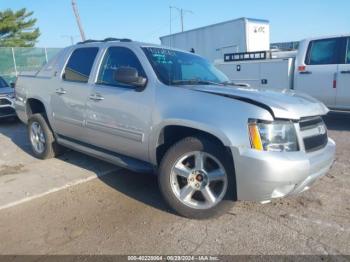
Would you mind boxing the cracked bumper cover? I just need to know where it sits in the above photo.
[231,138,336,202]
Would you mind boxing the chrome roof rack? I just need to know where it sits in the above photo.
[103,37,132,42]
[77,39,100,44]
[77,38,132,45]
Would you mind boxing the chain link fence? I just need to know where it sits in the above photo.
[0,47,61,84]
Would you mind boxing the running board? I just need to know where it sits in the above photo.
[56,135,154,174]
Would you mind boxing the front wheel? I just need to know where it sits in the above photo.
[158,136,236,219]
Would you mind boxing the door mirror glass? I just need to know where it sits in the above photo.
[114,67,147,89]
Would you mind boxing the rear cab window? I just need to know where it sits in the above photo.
[63,47,99,83]
[305,38,341,65]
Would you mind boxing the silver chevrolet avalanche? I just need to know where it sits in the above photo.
[15,39,336,219]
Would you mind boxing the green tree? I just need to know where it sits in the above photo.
[0,8,40,47]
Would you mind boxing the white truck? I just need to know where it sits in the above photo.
[160,17,270,63]
[216,35,350,111]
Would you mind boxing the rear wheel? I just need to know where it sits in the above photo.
[28,113,62,159]
[158,136,236,219]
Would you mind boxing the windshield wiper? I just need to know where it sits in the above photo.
[171,79,223,86]
[221,81,250,87]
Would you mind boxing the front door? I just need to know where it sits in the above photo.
[294,37,342,107]
[336,37,350,109]
[51,47,99,140]
[85,46,153,162]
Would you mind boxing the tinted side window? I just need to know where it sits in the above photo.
[64,48,99,83]
[306,39,339,65]
[97,47,145,87]
[347,38,350,64]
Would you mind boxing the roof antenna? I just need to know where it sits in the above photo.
[71,0,86,41]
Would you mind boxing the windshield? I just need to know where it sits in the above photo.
[142,47,229,86]
[0,77,9,88]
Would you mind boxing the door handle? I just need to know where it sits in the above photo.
[340,70,350,74]
[55,88,66,95]
[89,93,104,101]
[299,71,312,75]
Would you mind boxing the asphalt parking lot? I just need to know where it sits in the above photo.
[0,113,349,255]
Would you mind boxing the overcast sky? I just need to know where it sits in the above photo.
[1,0,349,47]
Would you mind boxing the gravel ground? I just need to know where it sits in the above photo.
[0,113,349,255]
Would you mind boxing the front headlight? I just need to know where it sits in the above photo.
[248,120,299,152]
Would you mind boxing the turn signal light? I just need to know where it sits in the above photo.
[298,66,306,72]
[248,123,263,151]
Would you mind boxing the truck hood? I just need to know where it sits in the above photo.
[0,87,14,95]
[191,85,329,120]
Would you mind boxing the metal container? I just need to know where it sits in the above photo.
[160,17,270,62]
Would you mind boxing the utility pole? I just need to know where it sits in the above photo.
[180,9,184,32]
[71,0,86,41]
[170,6,193,32]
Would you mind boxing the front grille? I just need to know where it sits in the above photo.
[299,117,323,130]
[303,133,328,152]
[0,98,11,106]
[299,116,328,152]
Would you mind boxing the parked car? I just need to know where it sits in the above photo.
[0,76,16,119]
[15,39,336,219]
[216,34,350,111]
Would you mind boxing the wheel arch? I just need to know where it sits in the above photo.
[25,97,56,131]
[151,122,233,167]
[26,97,47,117]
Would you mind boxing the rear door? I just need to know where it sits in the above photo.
[336,37,350,109]
[294,37,343,107]
[51,47,99,140]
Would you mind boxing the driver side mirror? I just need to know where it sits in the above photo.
[113,67,147,91]
[10,82,15,88]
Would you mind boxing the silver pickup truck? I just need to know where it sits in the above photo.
[15,38,336,219]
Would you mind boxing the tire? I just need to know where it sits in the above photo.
[158,136,236,219]
[28,113,62,159]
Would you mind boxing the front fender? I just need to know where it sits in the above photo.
[148,84,274,166]
[149,119,233,165]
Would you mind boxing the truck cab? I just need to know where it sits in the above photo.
[294,35,350,110]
